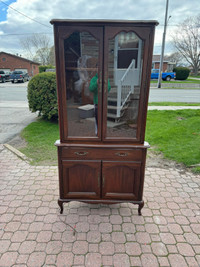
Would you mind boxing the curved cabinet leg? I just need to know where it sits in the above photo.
[58,199,64,214]
[138,201,144,216]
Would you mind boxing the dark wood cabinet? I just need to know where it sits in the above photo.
[51,19,158,215]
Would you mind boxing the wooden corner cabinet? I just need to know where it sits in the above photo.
[50,19,158,215]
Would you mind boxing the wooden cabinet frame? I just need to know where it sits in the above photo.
[51,19,158,215]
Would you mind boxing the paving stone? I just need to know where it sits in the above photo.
[36,231,52,242]
[0,251,18,266]
[0,240,10,253]
[168,254,187,267]
[19,241,36,254]
[73,241,88,255]
[99,242,114,255]
[56,252,73,266]
[1,147,200,266]
[27,252,46,267]
[99,222,112,233]
[125,242,141,256]
[115,243,126,253]
[160,232,176,244]
[110,215,122,224]
[111,232,126,243]
[11,231,28,242]
[122,223,136,233]
[141,254,159,267]
[102,255,113,265]
[113,254,130,267]
[135,232,151,244]
[85,253,101,267]
[177,243,195,257]
[151,242,168,256]
[46,241,62,254]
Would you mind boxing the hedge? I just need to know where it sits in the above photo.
[39,65,55,73]
[173,67,190,80]
[28,72,58,121]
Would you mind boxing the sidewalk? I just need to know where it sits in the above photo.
[0,144,200,266]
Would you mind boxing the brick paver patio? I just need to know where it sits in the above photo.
[0,144,200,266]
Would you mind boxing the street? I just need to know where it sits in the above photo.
[0,82,37,144]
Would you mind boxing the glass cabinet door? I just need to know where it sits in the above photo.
[62,28,103,139]
[103,28,145,141]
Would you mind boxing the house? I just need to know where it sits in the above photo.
[152,55,175,72]
[0,51,40,76]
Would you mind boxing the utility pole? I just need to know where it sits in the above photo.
[157,0,170,88]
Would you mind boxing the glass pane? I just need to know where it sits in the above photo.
[106,31,143,139]
[64,31,100,137]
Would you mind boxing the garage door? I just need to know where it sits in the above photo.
[0,68,10,73]
[14,68,28,73]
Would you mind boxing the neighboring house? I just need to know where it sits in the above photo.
[152,55,175,72]
[0,51,40,76]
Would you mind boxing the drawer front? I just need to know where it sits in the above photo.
[60,147,143,161]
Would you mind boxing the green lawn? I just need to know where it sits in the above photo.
[148,102,200,106]
[151,78,200,84]
[20,119,59,165]
[20,110,200,173]
[146,109,200,173]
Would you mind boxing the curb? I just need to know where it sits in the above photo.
[4,144,30,162]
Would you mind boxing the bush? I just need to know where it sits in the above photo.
[39,65,55,73]
[173,67,190,80]
[28,72,58,121]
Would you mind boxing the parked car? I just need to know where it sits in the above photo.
[151,69,176,81]
[0,70,10,83]
[10,71,29,83]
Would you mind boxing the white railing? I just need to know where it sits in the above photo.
[116,59,135,118]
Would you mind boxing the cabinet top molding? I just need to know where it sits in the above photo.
[50,19,159,26]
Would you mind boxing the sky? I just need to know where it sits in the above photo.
[0,0,199,58]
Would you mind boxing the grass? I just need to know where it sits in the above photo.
[148,102,200,106]
[146,109,200,173]
[20,119,59,165]
[151,78,200,84]
[19,110,200,173]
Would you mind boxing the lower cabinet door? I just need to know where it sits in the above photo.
[61,160,101,199]
[102,161,141,200]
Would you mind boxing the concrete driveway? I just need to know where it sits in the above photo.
[0,82,37,144]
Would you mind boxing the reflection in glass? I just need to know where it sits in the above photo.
[106,31,143,138]
[64,31,99,137]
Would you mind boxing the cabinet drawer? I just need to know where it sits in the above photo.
[60,147,143,161]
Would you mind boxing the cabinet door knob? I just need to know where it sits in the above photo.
[115,152,128,157]
[74,151,88,156]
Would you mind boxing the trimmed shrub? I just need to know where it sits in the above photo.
[28,72,58,121]
[173,67,190,80]
[39,65,55,73]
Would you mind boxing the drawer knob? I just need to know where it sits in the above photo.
[74,151,88,156]
[115,152,128,157]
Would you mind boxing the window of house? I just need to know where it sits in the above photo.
[2,58,6,62]
[117,32,142,69]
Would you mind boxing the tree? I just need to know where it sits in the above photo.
[20,33,52,65]
[165,52,183,67]
[172,14,200,75]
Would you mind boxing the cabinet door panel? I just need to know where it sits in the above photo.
[61,160,101,199]
[59,27,103,141]
[102,161,141,200]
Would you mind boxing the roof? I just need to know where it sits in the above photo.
[50,19,159,26]
[0,51,40,65]
[152,55,169,63]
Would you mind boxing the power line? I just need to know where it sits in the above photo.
[0,32,52,36]
[0,0,51,29]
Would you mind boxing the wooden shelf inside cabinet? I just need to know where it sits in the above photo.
[51,19,158,215]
